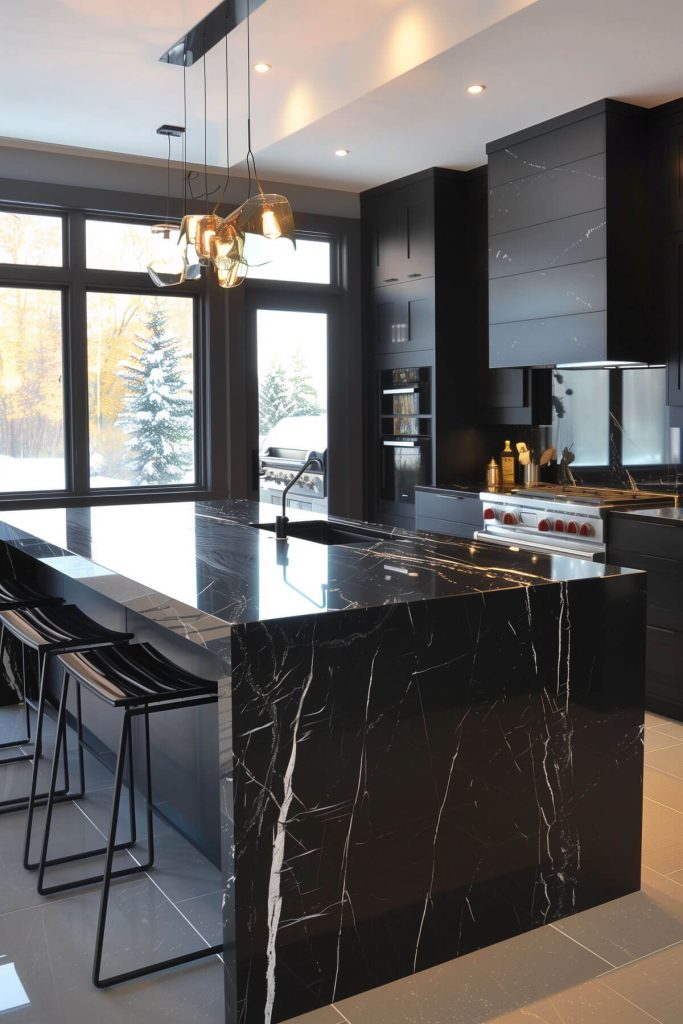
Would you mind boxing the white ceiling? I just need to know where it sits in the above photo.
[2,0,683,193]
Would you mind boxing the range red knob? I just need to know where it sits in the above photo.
[484,507,496,521]
[538,519,550,532]
[579,523,594,537]
[555,519,564,532]
[502,511,518,525]
[566,521,578,534]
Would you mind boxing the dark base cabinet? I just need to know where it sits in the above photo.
[608,513,683,721]
[415,487,483,539]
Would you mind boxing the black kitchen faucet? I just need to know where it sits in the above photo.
[275,453,325,539]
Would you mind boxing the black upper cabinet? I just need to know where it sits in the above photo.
[487,100,656,369]
[651,99,683,422]
[464,166,551,426]
[370,179,435,287]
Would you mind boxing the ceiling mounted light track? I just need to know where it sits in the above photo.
[159,0,268,67]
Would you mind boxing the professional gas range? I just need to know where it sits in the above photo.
[475,483,676,560]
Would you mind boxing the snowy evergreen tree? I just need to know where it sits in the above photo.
[258,355,322,436]
[116,303,194,485]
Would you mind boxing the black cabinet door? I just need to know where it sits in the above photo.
[372,192,404,287]
[666,233,683,408]
[373,279,435,356]
[371,182,435,287]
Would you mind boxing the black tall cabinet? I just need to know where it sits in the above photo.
[362,169,466,527]
[361,167,550,527]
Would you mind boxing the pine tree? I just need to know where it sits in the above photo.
[258,356,322,436]
[116,303,194,485]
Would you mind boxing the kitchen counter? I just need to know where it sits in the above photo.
[0,501,646,1024]
[611,506,683,526]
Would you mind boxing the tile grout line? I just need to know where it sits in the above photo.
[597,937,683,978]
[643,794,683,817]
[643,765,683,784]
[72,797,223,958]
[595,984,666,1024]
[548,923,617,968]
[643,863,683,888]
[645,739,683,753]
[331,1006,352,1023]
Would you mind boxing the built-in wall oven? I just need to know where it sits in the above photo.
[379,367,432,507]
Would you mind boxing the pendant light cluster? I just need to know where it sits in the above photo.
[148,0,295,291]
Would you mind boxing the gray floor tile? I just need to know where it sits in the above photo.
[642,798,683,876]
[284,1009,345,1024]
[0,880,226,1024]
[463,978,664,1023]
[648,718,683,742]
[600,940,683,1024]
[175,890,223,948]
[645,742,683,779]
[644,731,683,754]
[644,766,683,815]
[552,866,683,967]
[334,927,609,1024]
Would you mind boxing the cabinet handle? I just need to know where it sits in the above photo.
[382,387,419,395]
[383,440,417,448]
[408,273,422,278]
[384,277,399,283]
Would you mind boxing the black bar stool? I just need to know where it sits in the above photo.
[36,642,220,988]
[0,602,131,870]
[0,575,62,766]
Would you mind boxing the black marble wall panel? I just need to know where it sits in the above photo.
[488,114,605,187]
[489,154,606,236]
[489,210,607,280]
[226,572,646,1024]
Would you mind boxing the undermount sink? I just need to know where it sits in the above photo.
[250,520,390,546]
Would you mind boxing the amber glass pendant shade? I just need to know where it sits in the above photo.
[215,258,248,289]
[179,214,202,246]
[235,193,296,267]
[211,217,244,266]
[195,214,223,266]
[147,223,186,287]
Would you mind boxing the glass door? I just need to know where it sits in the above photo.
[250,301,329,511]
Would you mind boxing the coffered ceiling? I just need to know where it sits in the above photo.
[2,0,683,192]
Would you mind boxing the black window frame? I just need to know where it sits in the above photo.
[0,186,361,516]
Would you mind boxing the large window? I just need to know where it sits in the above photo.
[0,207,202,499]
[0,286,65,492]
[87,293,195,488]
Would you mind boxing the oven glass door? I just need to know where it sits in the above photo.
[380,439,431,504]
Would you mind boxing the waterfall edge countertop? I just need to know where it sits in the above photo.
[0,499,637,648]
[0,500,646,1024]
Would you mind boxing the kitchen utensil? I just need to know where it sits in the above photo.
[524,463,540,485]
[539,447,556,465]
[516,442,529,455]
[518,450,531,466]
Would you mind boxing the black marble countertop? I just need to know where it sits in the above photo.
[610,506,683,526]
[0,500,636,638]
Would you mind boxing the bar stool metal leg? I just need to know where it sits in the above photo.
[92,706,221,989]
[0,622,33,764]
[36,679,143,897]
[22,656,85,865]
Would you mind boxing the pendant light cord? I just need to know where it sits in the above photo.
[245,0,262,196]
[183,56,188,217]
[203,42,209,214]
[165,133,171,224]
[220,10,231,211]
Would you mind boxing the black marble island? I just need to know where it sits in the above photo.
[0,500,646,1024]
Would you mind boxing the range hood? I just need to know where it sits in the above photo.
[486,100,660,369]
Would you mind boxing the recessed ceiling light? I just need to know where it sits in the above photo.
[335,148,350,157]
[253,62,271,73]
[466,83,486,95]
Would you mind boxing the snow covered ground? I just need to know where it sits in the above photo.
[0,455,169,493]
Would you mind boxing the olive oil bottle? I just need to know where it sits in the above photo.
[500,439,515,488]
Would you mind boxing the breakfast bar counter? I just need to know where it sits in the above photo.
[0,500,646,1023]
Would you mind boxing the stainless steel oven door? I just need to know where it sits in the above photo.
[473,529,605,562]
